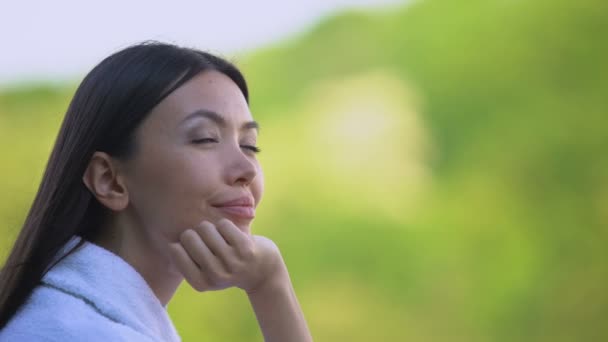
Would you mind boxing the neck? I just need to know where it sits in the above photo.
[93,216,183,306]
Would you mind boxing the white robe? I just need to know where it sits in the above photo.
[0,237,181,341]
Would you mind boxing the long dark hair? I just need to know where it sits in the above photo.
[0,41,249,328]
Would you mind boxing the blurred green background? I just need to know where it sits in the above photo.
[1,0,607,340]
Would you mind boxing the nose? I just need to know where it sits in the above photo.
[224,145,258,187]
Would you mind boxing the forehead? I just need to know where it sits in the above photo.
[148,70,252,128]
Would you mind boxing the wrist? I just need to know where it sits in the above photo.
[245,259,290,296]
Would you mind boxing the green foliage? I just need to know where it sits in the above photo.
[1,0,607,340]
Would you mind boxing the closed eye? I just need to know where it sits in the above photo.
[192,138,218,144]
[241,145,261,153]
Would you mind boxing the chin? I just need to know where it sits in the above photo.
[234,221,252,235]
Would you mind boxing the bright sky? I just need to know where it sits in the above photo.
[0,0,405,86]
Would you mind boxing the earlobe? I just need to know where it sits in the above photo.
[82,151,129,211]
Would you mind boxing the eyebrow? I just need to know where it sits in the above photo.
[180,109,259,132]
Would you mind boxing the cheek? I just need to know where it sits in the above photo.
[126,149,218,236]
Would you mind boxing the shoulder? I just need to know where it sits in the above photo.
[0,285,155,342]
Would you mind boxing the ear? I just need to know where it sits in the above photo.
[82,151,129,211]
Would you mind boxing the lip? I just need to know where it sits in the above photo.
[212,196,254,207]
[211,196,255,220]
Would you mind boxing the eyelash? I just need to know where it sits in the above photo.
[192,138,261,154]
[193,138,217,144]
[243,145,262,153]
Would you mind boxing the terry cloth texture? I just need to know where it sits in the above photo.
[0,237,181,341]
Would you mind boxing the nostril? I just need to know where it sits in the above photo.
[230,165,256,187]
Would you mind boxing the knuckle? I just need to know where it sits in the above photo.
[217,220,236,235]
[215,222,229,234]
[223,258,236,273]
[226,255,247,273]
[206,267,223,281]
[213,271,231,284]
[240,245,255,259]
[233,259,248,274]
[192,276,208,292]
[217,218,233,227]
[197,221,214,234]
[180,229,195,244]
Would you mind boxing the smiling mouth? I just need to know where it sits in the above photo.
[211,195,256,220]
[212,205,255,220]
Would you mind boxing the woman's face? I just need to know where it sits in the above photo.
[119,70,263,241]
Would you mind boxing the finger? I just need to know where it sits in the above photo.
[179,229,221,272]
[194,221,231,260]
[168,242,208,291]
[215,219,254,259]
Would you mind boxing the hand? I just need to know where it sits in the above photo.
[169,219,285,293]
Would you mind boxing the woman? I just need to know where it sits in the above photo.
[0,42,312,341]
